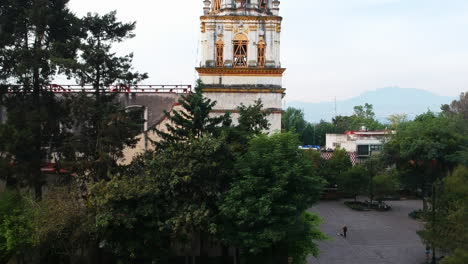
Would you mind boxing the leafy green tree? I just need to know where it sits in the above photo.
[76,11,147,91]
[61,93,143,182]
[387,114,408,130]
[219,132,326,262]
[282,107,306,130]
[91,173,170,262]
[0,0,80,197]
[322,147,352,185]
[156,80,229,147]
[337,166,370,201]
[35,186,94,263]
[0,191,37,263]
[372,173,399,202]
[382,112,468,207]
[313,120,336,147]
[333,103,384,133]
[418,166,468,264]
[61,11,148,182]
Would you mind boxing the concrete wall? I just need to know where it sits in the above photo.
[200,75,282,87]
[326,134,357,152]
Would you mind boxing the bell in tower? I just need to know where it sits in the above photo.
[197,0,285,133]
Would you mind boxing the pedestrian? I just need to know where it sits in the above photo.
[425,246,431,263]
[342,226,348,238]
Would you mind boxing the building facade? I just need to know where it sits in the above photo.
[326,130,395,158]
[196,0,285,133]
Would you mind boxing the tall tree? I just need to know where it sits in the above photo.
[0,0,80,197]
[156,80,229,146]
[418,166,468,264]
[219,132,327,263]
[62,11,148,182]
[337,166,370,201]
[282,107,307,143]
[382,112,468,207]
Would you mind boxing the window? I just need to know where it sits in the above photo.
[233,34,248,68]
[370,145,382,152]
[126,106,147,133]
[257,37,266,67]
[260,0,268,9]
[216,36,224,67]
[357,145,370,156]
[212,0,221,12]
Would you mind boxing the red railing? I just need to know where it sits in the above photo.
[6,84,192,94]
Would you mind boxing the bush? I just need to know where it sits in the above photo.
[0,191,37,262]
[344,201,368,211]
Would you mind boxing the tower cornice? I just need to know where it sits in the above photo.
[200,15,282,21]
[196,67,286,76]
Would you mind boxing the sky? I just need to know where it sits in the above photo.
[68,0,468,103]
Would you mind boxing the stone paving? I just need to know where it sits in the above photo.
[308,200,426,264]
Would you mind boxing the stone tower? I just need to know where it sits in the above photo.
[197,0,285,133]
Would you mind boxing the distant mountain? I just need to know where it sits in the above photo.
[287,87,455,123]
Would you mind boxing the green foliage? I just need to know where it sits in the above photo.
[387,114,408,130]
[149,136,230,238]
[418,166,468,258]
[61,93,143,181]
[337,165,370,201]
[0,191,37,262]
[156,80,230,146]
[442,92,468,120]
[441,248,468,264]
[282,107,307,142]
[286,212,328,263]
[382,112,468,192]
[76,11,148,88]
[333,103,384,133]
[0,0,80,196]
[219,132,326,256]
[322,148,352,185]
[35,186,94,261]
[372,173,399,201]
[91,174,169,261]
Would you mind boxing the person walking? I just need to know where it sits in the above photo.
[342,226,348,238]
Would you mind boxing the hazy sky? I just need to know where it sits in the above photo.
[68,0,468,103]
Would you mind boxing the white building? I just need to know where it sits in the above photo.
[196,0,285,133]
[326,130,395,157]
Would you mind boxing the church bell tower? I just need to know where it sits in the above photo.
[197,0,285,132]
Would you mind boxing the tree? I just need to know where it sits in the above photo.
[0,191,37,263]
[76,11,147,91]
[90,173,170,262]
[156,80,229,147]
[282,107,307,142]
[418,166,468,264]
[219,132,326,262]
[337,165,369,201]
[313,120,336,147]
[387,114,408,130]
[442,92,468,119]
[61,11,148,182]
[382,112,468,207]
[372,173,399,202]
[0,0,80,197]
[322,147,352,185]
[61,93,144,182]
[35,186,94,263]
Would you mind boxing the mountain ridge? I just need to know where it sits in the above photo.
[287,87,456,123]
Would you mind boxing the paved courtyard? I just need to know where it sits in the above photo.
[308,200,426,264]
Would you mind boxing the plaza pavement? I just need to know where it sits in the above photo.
[308,199,426,264]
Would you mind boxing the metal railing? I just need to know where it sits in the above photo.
[6,84,192,94]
